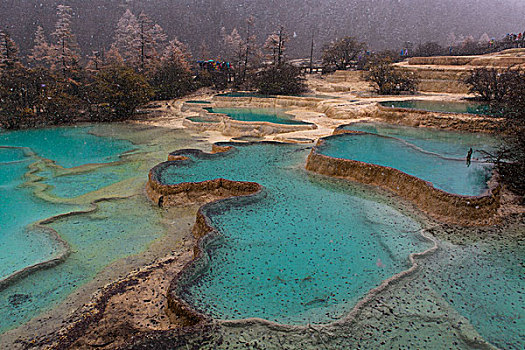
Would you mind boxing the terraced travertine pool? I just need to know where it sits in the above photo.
[204,107,311,125]
[379,100,500,116]
[342,122,500,159]
[0,147,76,281]
[157,142,430,324]
[0,127,135,285]
[187,116,220,123]
[0,120,522,349]
[216,92,337,99]
[0,125,204,333]
[327,123,497,196]
[421,233,524,349]
[153,124,522,348]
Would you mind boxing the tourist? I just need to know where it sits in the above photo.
[466,148,473,167]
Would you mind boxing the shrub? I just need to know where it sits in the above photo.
[91,65,153,121]
[321,36,366,70]
[365,55,419,95]
[470,68,525,200]
[252,63,307,95]
[464,68,514,101]
[195,69,229,91]
[149,61,195,100]
[493,71,525,199]
[0,65,82,129]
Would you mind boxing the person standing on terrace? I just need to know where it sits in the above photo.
[466,148,473,167]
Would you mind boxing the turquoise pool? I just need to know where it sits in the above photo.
[0,127,134,168]
[422,237,524,349]
[42,161,142,198]
[379,100,501,116]
[1,122,521,349]
[157,143,430,324]
[342,122,499,159]
[0,125,183,333]
[155,138,522,348]
[216,92,273,98]
[0,147,76,281]
[320,130,493,196]
[204,107,311,126]
[186,100,212,104]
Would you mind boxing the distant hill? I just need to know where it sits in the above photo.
[1,0,524,60]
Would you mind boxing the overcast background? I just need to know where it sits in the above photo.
[1,0,524,59]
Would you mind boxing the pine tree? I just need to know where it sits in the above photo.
[198,40,211,60]
[51,5,80,74]
[105,44,125,66]
[29,26,52,68]
[114,9,167,71]
[151,38,194,100]
[137,12,167,72]
[161,38,191,71]
[223,27,245,79]
[85,50,103,71]
[242,16,260,81]
[264,27,288,66]
[0,30,20,70]
[114,9,140,66]
[152,24,168,51]
[479,33,491,44]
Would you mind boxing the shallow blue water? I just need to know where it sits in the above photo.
[186,100,212,104]
[0,127,134,168]
[216,92,337,99]
[0,148,78,280]
[0,196,167,332]
[43,161,141,198]
[158,143,429,324]
[0,122,520,349]
[379,100,500,116]
[0,126,155,333]
[343,122,499,159]
[424,240,524,349]
[204,107,311,125]
[318,133,492,196]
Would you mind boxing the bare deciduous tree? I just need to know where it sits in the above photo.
[264,27,288,66]
[321,36,366,70]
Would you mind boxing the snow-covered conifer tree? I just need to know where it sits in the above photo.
[137,12,167,71]
[114,9,167,71]
[105,44,125,66]
[114,9,140,66]
[29,26,52,68]
[51,5,80,74]
[161,38,191,71]
[0,30,20,70]
[223,28,245,79]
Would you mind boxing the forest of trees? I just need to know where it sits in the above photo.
[0,5,312,129]
[0,6,195,129]
[1,0,523,61]
[3,3,521,130]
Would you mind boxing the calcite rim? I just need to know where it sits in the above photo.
[145,142,454,336]
[308,132,501,226]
